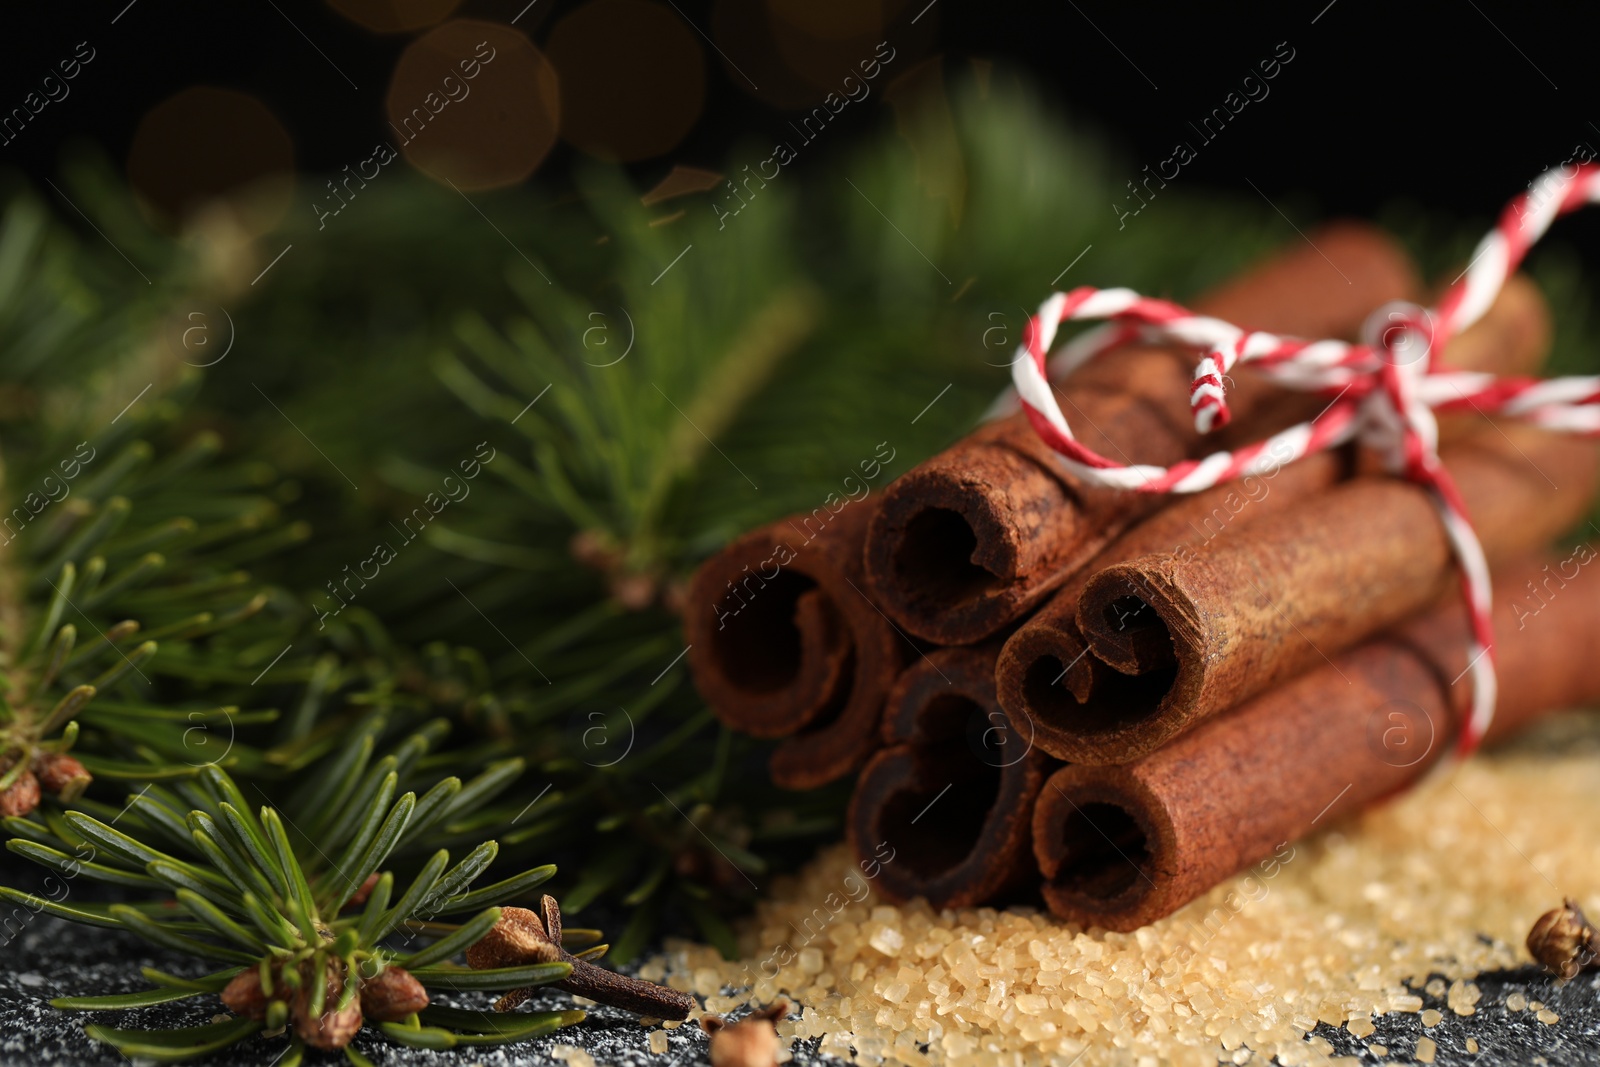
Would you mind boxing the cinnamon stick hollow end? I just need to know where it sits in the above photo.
[848,646,1048,909]
[859,433,1092,647]
[1064,551,1238,764]
[683,502,904,789]
[684,527,848,739]
[1031,765,1179,929]
[995,622,1174,765]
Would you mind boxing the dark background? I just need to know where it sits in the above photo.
[2,0,1598,254]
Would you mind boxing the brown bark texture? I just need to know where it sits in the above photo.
[1033,552,1600,931]
[861,224,1422,645]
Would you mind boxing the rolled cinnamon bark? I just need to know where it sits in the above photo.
[994,451,1349,761]
[1033,551,1600,931]
[862,224,1422,645]
[683,498,906,789]
[995,274,1557,762]
[1064,422,1597,764]
[846,645,1050,909]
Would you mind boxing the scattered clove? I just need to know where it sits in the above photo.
[700,998,790,1067]
[466,894,695,1020]
[0,751,92,817]
[32,752,90,801]
[358,964,429,1022]
[0,769,40,817]
[221,957,426,1049]
[570,529,660,610]
[1528,898,1599,980]
[292,960,362,1051]
[220,968,270,1020]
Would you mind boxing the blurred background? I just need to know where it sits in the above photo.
[2,0,1598,958]
[5,0,1599,233]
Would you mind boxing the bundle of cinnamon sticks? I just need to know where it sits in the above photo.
[686,224,1600,930]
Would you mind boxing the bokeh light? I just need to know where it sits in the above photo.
[386,18,559,191]
[710,0,831,110]
[326,0,462,33]
[126,86,295,236]
[769,0,894,92]
[767,0,885,42]
[547,0,705,163]
[712,0,919,110]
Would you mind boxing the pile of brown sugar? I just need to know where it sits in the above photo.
[644,733,1600,1066]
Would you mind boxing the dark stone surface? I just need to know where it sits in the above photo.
[0,908,731,1067]
[4,908,1600,1065]
[1312,969,1600,1067]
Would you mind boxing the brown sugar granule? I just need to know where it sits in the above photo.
[649,748,1600,1067]
[1447,979,1482,1016]
[549,1046,595,1067]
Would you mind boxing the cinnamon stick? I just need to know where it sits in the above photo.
[1032,551,1600,931]
[994,451,1348,761]
[1063,422,1596,765]
[862,224,1422,645]
[846,645,1050,909]
[995,273,1558,763]
[683,498,906,789]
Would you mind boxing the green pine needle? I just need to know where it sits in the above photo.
[14,764,578,1056]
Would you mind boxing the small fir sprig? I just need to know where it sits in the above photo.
[0,424,309,813]
[2,762,624,1061]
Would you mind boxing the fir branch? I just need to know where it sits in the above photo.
[8,763,678,1058]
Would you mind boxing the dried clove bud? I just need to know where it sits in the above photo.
[1528,898,1599,980]
[223,958,380,1049]
[33,752,91,801]
[569,529,623,572]
[220,968,270,1020]
[466,895,696,1020]
[358,964,429,1022]
[0,770,41,817]
[295,996,362,1049]
[568,530,660,609]
[610,572,658,611]
[292,960,362,1050]
[701,999,790,1067]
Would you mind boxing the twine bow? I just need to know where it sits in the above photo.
[1008,163,1600,760]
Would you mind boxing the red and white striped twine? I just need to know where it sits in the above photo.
[1009,163,1600,761]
